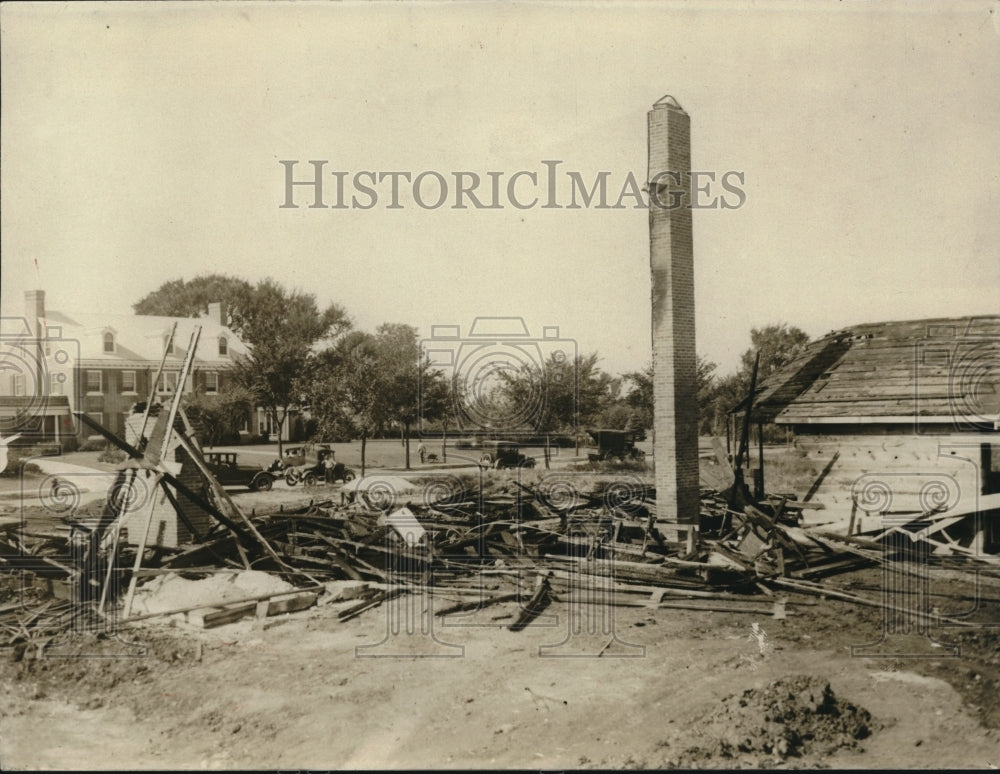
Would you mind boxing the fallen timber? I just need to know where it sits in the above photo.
[3,426,998,648]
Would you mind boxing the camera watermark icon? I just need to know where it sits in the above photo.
[913,317,1000,434]
[0,317,80,443]
[419,317,577,436]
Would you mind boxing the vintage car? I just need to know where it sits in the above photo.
[479,440,536,469]
[283,444,355,486]
[587,429,646,463]
[203,451,277,491]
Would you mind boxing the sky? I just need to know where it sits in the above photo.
[2,0,998,379]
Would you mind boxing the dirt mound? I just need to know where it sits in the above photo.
[671,675,875,767]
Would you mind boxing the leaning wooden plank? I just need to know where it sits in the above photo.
[508,572,553,632]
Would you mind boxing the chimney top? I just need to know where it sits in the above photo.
[653,95,686,113]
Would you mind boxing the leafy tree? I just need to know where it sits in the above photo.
[373,323,446,470]
[133,274,252,319]
[228,279,350,455]
[623,364,653,432]
[697,356,718,435]
[739,323,810,383]
[307,331,383,475]
[184,385,255,447]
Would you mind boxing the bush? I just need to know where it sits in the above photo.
[97,447,127,465]
[0,453,43,478]
[60,436,80,453]
[79,438,108,452]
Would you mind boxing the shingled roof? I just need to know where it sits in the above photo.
[750,315,1000,429]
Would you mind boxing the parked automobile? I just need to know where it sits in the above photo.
[284,446,355,486]
[587,429,646,463]
[203,451,277,491]
[479,440,536,469]
[273,443,332,471]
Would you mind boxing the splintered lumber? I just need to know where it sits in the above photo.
[434,593,520,617]
[337,588,407,622]
[592,598,790,616]
[188,601,258,629]
[266,591,318,616]
[544,554,747,588]
[766,577,976,627]
[508,572,553,632]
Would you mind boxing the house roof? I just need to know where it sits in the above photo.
[42,310,249,368]
[750,315,1000,428]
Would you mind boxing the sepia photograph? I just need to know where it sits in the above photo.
[1,0,998,769]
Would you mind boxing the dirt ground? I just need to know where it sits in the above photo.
[2,445,1000,769]
[1,565,999,770]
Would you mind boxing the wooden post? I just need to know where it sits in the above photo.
[757,421,765,498]
[122,327,201,619]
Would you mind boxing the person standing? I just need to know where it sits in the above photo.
[417,441,427,464]
[323,450,336,484]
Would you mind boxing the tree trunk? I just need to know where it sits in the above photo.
[442,425,447,463]
[270,407,286,456]
[361,434,367,477]
[544,433,551,470]
[404,421,411,470]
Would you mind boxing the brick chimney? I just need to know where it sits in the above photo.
[24,289,46,397]
[648,96,699,550]
[207,301,228,327]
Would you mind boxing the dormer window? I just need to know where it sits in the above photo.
[103,331,115,353]
[218,336,228,357]
[163,335,175,356]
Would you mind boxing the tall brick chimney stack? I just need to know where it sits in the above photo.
[24,290,47,396]
[648,96,699,550]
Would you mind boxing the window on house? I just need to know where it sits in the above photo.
[218,336,228,356]
[50,373,64,396]
[103,332,115,353]
[164,336,174,356]
[12,374,25,396]
[205,371,219,393]
[183,374,193,393]
[86,370,102,393]
[158,371,178,393]
[121,371,136,393]
[87,412,104,430]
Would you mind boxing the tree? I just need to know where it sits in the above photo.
[373,323,442,470]
[697,356,718,435]
[623,364,654,432]
[228,279,350,455]
[739,323,810,383]
[307,331,383,475]
[184,385,255,447]
[133,274,252,318]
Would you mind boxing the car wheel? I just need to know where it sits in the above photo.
[284,470,299,487]
[343,471,356,482]
[480,453,493,466]
[254,474,274,492]
[303,472,317,487]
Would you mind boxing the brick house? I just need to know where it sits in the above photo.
[1,289,257,444]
